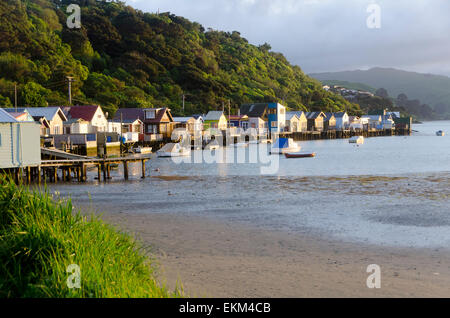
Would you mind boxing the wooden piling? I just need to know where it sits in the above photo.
[26,167,31,184]
[102,163,107,182]
[81,164,86,182]
[38,166,42,185]
[123,161,129,180]
[97,164,101,181]
[141,160,146,179]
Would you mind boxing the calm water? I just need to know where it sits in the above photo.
[49,121,450,249]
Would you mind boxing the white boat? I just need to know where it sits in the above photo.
[135,147,152,154]
[204,140,220,150]
[234,142,249,148]
[349,136,364,144]
[436,130,445,136]
[270,138,301,154]
[157,143,191,157]
[249,140,259,144]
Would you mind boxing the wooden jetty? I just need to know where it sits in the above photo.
[279,128,402,141]
[3,154,151,185]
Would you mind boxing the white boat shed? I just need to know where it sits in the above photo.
[0,108,41,169]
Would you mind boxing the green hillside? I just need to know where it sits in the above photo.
[0,0,359,117]
[311,67,450,118]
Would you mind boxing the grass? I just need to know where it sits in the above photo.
[0,176,181,298]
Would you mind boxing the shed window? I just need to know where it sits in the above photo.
[146,110,156,119]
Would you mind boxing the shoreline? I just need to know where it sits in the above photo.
[93,209,450,297]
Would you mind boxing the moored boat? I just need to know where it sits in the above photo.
[234,142,249,148]
[349,136,364,144]
[436,130,445,136]
[284,152,316,159]
[157,143,191,157]
[204,140,220,150]
[135,147,152,154]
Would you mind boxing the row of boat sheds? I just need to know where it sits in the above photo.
[0,102,412,181]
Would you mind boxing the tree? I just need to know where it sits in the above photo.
[396,93,408,105]
[21,82,50,106]
[0,94,12,107]
[375,88,389,98]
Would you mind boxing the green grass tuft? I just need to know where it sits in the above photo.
[0,176,182,298]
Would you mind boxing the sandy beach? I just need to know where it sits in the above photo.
[97,210,450,298]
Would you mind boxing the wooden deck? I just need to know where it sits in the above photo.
[4,154,151,184]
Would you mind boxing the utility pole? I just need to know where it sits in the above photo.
[228,99,231,128]
[66,76,74,105]
[14,83,17,111]
[120,113,123,156]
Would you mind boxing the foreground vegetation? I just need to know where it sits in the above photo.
[0,0,359,116]
[0,176,178,297]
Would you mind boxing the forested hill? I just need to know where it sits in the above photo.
[0,0,359,117]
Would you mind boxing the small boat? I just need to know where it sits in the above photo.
[270,138,301,154]
[234,142,248,148]
[157,143,191,157]
[349,136,364,144]
[285,152,316,159]
[135,147,152,154]
[436,130,445,136]
[204,140,220,150]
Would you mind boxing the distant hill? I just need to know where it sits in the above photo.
[310,67,450,118]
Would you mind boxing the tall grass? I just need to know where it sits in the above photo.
[0,176,181,298]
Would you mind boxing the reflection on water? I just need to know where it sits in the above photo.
[47,121,450,249]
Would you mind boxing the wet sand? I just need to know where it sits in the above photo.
[98,211,450,298]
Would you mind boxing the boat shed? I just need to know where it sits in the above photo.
[0,108,41,169]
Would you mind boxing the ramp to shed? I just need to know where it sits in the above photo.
[41,148,94,160]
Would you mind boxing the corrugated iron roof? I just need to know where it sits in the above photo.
[0,108,19,123]
[64,105,100,122]
[240,103,268,118]
[26,107,67,121]
[204,111,224,121]
[113,108,146,122]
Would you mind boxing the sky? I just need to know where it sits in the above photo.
[125,0,450,76]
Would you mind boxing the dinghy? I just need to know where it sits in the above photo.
[284,152,316,159]
[135,147,152,154]
[157,143,191,157]
[204,140,220,150]
[349,136,364,144]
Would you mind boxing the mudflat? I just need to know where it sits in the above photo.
[98,211,450,298]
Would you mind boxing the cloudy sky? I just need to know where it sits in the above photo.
[125,0,450,76]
